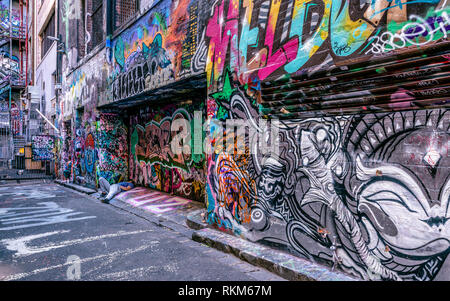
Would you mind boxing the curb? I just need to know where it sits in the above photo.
[186,209,209,230]
[54,179,97,194]
[0,178,53,186]
[188,211,358,281]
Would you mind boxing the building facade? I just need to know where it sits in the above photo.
[53,0,450,280]
[35,0,58,138]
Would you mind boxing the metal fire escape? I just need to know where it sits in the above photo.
[0,0,28,170]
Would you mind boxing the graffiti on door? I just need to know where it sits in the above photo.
[130,103,206,201]
[97,113,129,184]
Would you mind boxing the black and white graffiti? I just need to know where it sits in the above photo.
[207,85,450,281]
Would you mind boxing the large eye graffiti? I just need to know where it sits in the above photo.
[340,110,450,280]
[250,205,270,231]
[357,158,450,257]
[354,162,450,281]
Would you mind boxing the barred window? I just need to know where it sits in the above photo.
[90,0,104,50]
[41,13,55,59]
[114,0,137,32]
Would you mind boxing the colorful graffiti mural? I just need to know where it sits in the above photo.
[129,102,206,201]
[53,0,450,281]
[31,135,55,161]
[207,85,450,281]
[97,113,129,184]
[204,0,450,281]
[59,49,111,187]
[205,0,450,88]
[10,104,22,135]
[0,0,10,43]
[108,0,208,103]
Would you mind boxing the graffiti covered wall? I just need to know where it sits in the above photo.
[0,45,20,90]
[0,0,8,44]
[61,49,110,120]
[59,49,111,187]
[97,112,129,184]
[129,102,206,201]
[0,0,24,42]
[105,0,209,105]
[31,135,55,161]
[204,0,450,281]
[205,0,449,90]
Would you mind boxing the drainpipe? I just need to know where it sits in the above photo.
[105,0,113,64]
[9,0,12,110]
[55,0,63,177]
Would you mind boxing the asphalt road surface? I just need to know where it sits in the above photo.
[0,182,284,281]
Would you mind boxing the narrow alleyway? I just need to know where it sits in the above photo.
[0,182,284,281]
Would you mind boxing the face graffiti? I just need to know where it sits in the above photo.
[207,82,450,280]
[346,112,450,276]
[257,158,286,211]
[204,0,449,280]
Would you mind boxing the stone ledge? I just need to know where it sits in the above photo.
[192,228,359,282]
[186,209,209,230]
[54,179,97,194]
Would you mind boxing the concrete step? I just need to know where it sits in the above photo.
[192,227,358,281]
[187,210,359,281]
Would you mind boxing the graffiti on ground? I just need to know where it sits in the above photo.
[0,202,96,230]
[115,187,192,214]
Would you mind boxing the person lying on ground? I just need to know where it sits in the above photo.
[98,177,135,203]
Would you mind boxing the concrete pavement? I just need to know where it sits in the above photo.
[52,180,358,281]
[0,182,284,281]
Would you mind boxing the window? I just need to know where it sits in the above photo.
[30,103,39,120]
[41,12,55,59]
[90,0,104,50]
[113,0,137,31]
